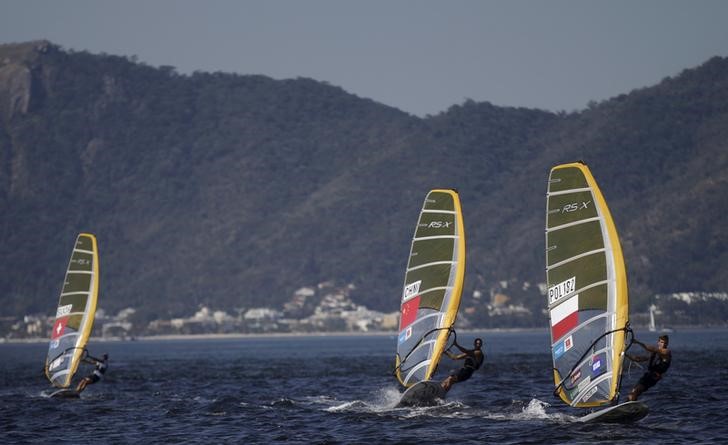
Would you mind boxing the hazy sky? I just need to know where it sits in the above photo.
[2,1,727,116]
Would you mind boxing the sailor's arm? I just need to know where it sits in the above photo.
[626,353,647,362]
[445,351,466,360]
[634,340,656,353]
[636,341,670,358]
[453,342,472,354]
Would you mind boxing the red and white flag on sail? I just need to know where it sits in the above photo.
[51,317,69,340]
[550,295,579,340]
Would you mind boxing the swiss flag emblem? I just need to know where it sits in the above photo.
[51,317,69,340]
[399,295,421,330]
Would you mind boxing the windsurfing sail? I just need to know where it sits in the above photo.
[545,163,629,408]
[45,233,100,388]
[395,189,465,387]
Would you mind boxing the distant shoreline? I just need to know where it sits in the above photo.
[4,325,728,344]
[1,327,553,344]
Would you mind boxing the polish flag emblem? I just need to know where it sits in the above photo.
[550,295,579,341]
[51,317,69,340]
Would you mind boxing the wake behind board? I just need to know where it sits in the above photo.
[47,388,80,399]
[578,401,648,423]
[397,380,446,407]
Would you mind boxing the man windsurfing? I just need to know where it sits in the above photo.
[626,335,671,401]
[76,352,109,393]
[441,338,484,391]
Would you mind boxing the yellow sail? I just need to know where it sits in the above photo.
[395,189,466,387]
[45,233,100,388]
[546,163,628,407]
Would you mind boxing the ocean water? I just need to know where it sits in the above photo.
[1,328,726,444]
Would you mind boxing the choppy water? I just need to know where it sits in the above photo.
[1,328,726,444]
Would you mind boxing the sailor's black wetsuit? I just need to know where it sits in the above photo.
[452,349,484,382]
[87,358,107,383]
[638,351,671,389]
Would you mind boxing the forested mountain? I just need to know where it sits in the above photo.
[1,41,726,324]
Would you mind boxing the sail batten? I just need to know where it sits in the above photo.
[45,233,99,388]
[408,313,441,325]
[406,260,457,272]
[421,210,457,215]
[547,216,602,232]
[414,235,459,241]
[59,291,91,297]
[395,189,465,387]
[548,187,592,196]
[546,163,629,408]
[52,332,80,341]
[404,360,433,382]
[547,248,609,270]
[417,286,452,297]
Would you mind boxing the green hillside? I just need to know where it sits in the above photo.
[1,41,726,325]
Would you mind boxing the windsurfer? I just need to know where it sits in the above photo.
[441,338,484,391]
[76,353,109,393]
[626,335,671,401]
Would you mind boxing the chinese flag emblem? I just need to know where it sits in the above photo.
[51,317,69,340]
[399,296,421,330]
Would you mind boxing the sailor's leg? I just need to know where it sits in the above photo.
[441,376,452,391]
[442,374,459,391]
[628,383,645,401]
[76,377,90,392]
